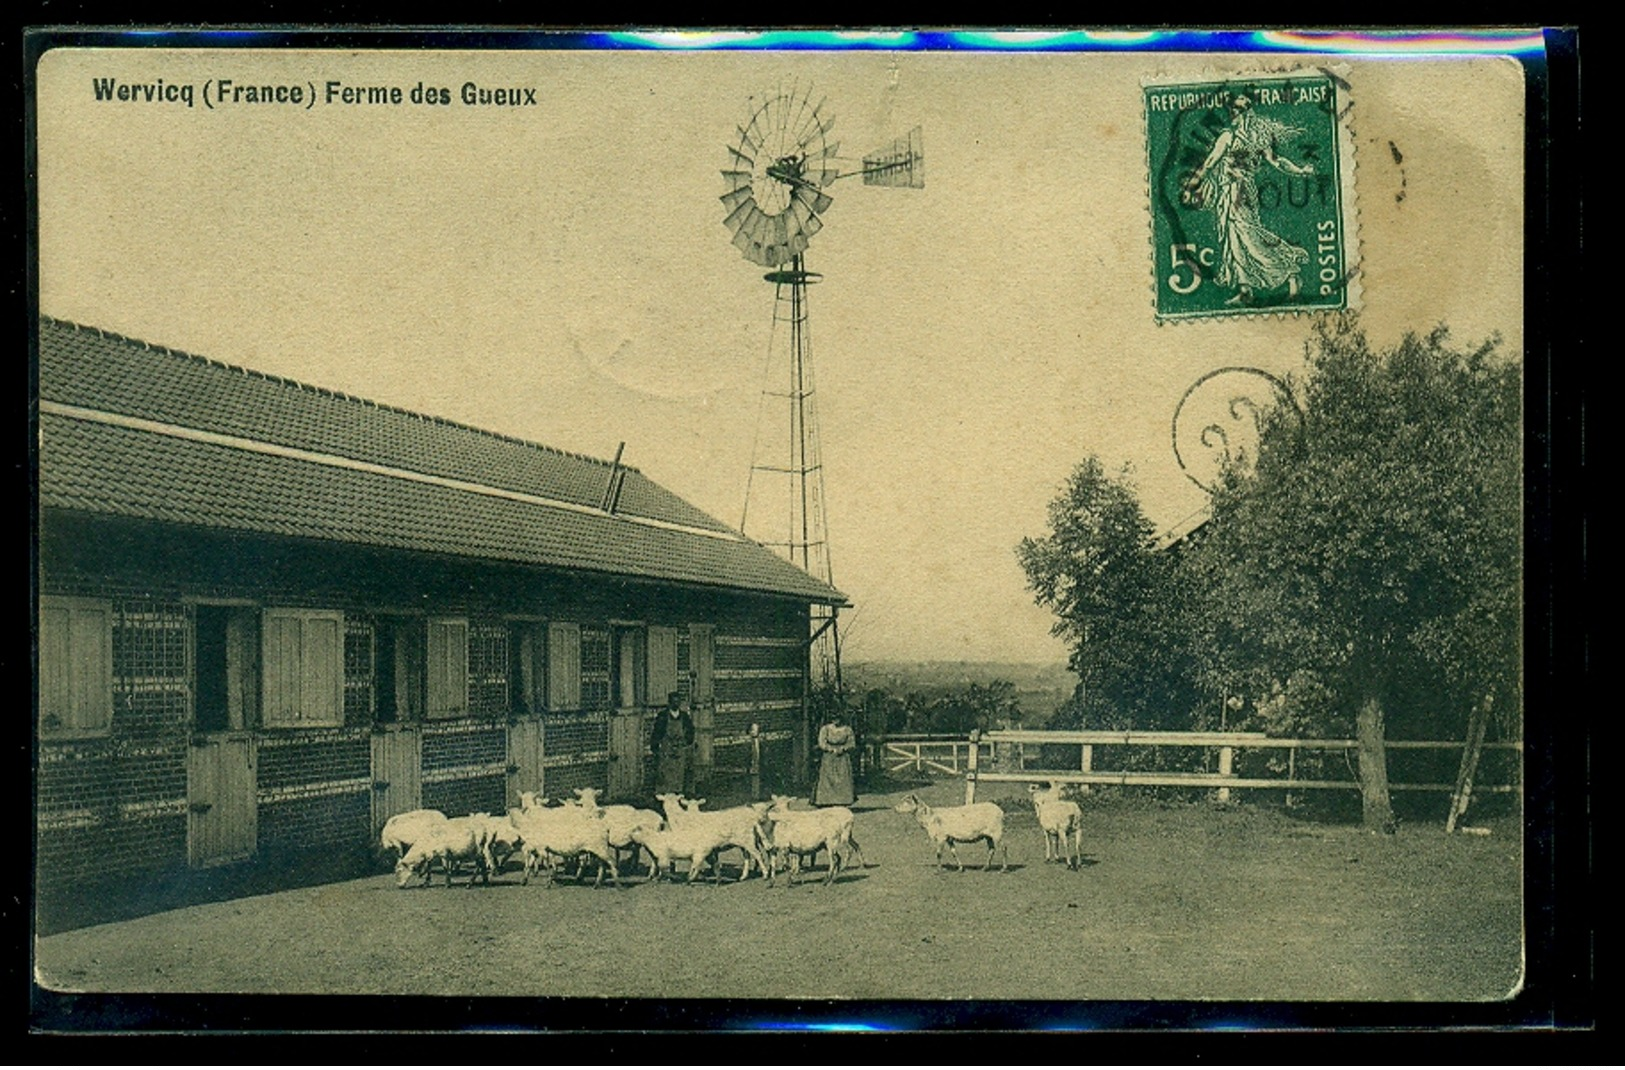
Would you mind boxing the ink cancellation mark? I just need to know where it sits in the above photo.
[1145,72,1356,321]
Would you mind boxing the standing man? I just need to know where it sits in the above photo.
[651,690,695,796]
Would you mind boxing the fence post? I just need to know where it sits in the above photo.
[965,729,980,804]
[1217,745,1234,803]
[749,722,762,801]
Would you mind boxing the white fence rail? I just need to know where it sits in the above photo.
[962,728,1522,806]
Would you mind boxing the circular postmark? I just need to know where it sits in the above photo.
[1172,366,1300,493]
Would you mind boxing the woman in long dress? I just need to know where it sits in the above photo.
[1184,94,1315,304]
[810,710,856,807]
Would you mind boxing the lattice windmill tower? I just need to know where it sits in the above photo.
[720,84,924,691]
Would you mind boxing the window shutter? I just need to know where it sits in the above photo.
[427,618,469,719]
[689,624,715,703]
[647,626,678,707]
[71,604,112,733]
[302,613,342,726]
[39,598,112,735]
[262,609,343,727]
[547,622,580,711]
[263,610,302,726]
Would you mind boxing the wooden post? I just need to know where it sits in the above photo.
[1080,744,1093,795]
[1446,697,1492,833]
[749,722,762,801]
[964,729,980,804]
[1217,745,1234,803]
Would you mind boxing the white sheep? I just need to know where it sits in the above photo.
[394,815,496,888]
[379,808,448,864]
[1028,782,1084,870]
[656,793,769,881]
[629,823,735,885]
[507,804,622,889]
[765,795,867,872]
[470,812,524,875]
[893,794,1008,872]
[762,802,855,887]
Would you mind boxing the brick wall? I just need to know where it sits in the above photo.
[37,599,190,893]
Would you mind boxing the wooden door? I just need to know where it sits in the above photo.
[608,710,644,799]
[507,716,544,808]
[370,723,423,839]
[187,734,257,867]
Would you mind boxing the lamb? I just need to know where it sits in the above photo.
[379,808,448,864]
[506,804,622,888]
[893,794,1008,872]
[656,793,770,881]
[1028,782,1084,871]
[629,823,735,885]
[762,801,855,887]
[394,815,497,888]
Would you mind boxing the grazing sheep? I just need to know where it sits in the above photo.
[507,804,622,889]
[394,816,496,888]
[765,795,867,877]
[656,793,769,881]
[629,823,734,885]
[1028,782,1084,870]
[379,809,448,864]
[893,794,1008,872]
[762,803,855,887]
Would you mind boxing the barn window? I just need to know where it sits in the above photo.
[261,608,344,728]
[425,617,469,720]
[194,604,258,732]
[38,596,113,738]
[509,621,546,716]
[374,616,425,723]
[611,626,646,710]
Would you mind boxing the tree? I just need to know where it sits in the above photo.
[1018,458,1201,731]
[1188,317,1521,828]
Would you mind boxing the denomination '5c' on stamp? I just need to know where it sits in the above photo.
[1145,71,1357,320]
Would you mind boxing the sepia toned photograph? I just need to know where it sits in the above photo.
[30,31,1544,1020]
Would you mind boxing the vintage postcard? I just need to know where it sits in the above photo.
[31,32,1544,1027]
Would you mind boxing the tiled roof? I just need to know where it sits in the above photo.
[38,318,846,604]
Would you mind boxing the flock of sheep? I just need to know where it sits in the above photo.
[381,781,1087,890]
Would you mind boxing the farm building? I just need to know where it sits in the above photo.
[35,316,844,904]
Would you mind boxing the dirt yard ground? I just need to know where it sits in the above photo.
[34,780,1522,1002]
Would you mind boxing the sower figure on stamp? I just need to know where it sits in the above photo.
[1183,94,1315,305]
[651,690,695,796]
[810,707,857,807]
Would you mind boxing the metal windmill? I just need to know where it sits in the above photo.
[720,85,923,693]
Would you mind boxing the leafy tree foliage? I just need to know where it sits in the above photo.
[1019,317,1520,827]
[1017,458,1200,730]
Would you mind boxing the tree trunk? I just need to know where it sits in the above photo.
[1354,696,1396,832]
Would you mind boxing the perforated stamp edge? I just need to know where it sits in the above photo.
[1139,62,1362,324]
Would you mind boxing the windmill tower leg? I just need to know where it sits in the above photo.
[742,254,845,773]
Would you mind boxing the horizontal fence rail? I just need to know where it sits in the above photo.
[963,728,1522,805]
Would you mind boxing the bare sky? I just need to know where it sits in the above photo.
[36,48,1524,664]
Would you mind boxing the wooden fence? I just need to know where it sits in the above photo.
[879,734,994,777]
[962,729,1522,809]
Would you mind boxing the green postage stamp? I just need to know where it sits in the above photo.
[1145,70,1358,320]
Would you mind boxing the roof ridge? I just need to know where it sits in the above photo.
[39,314,641,474]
